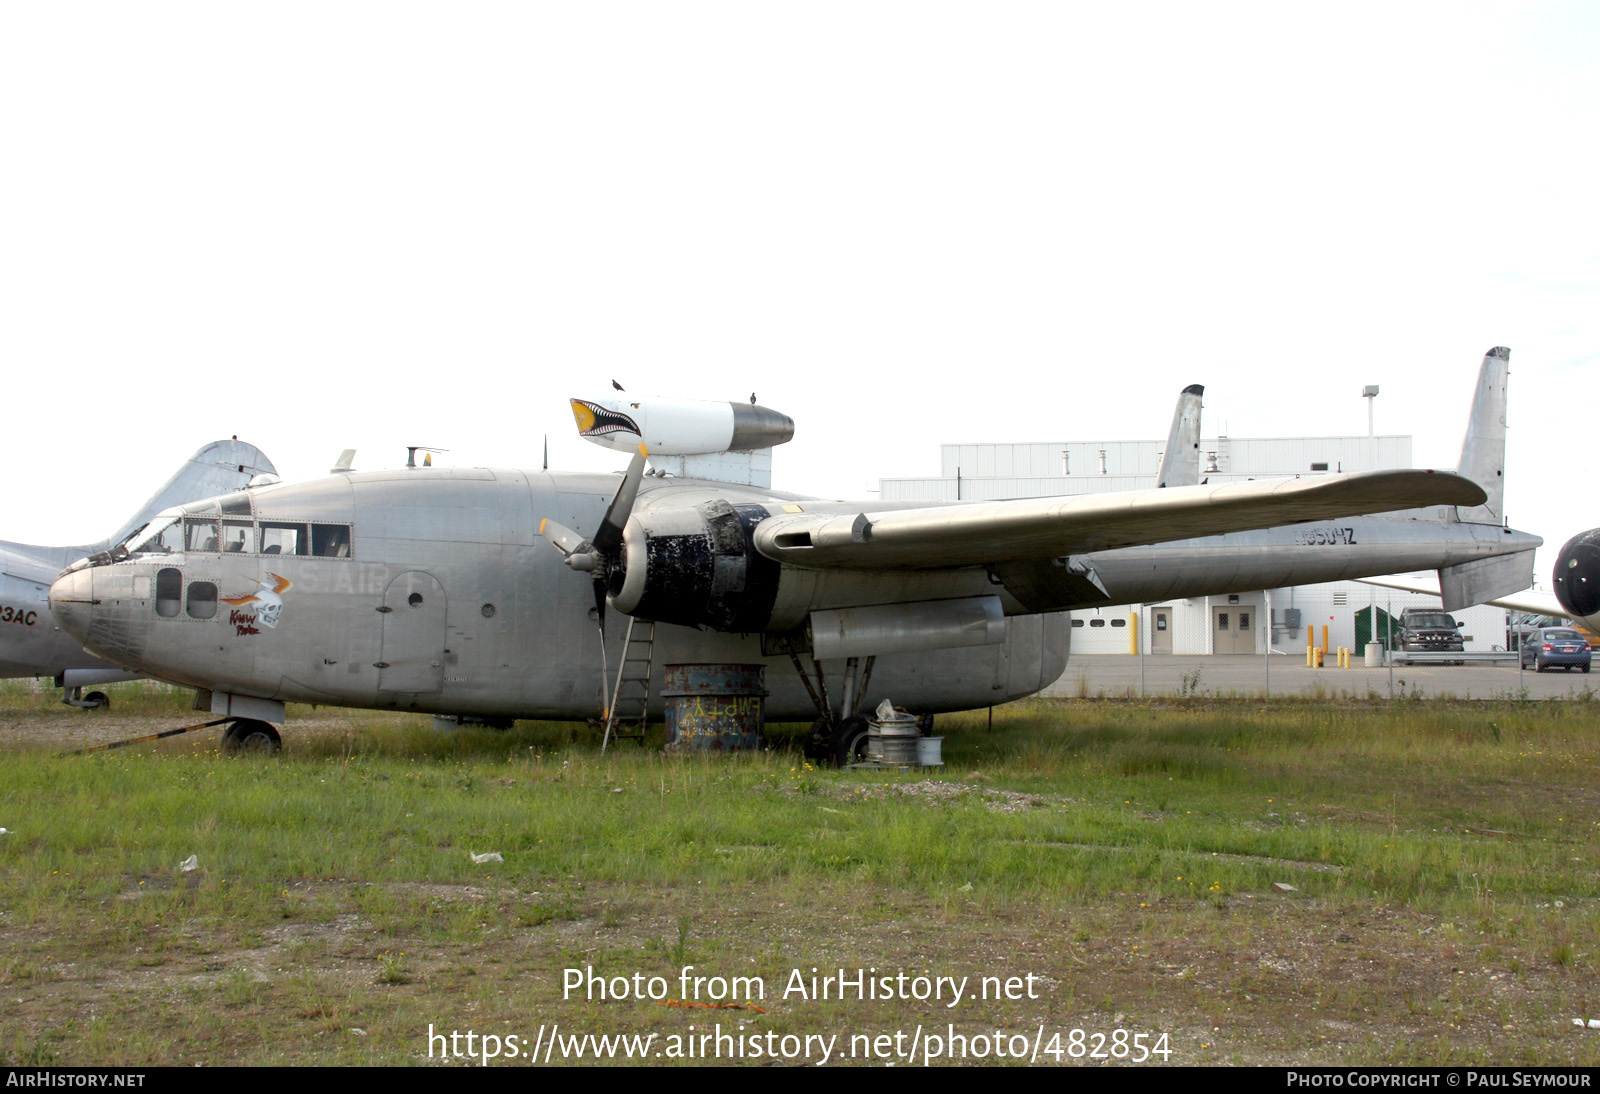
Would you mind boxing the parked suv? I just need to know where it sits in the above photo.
[1394,608,1465,664]
[1520,627,1592,673]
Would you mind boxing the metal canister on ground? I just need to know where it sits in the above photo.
[868,707,920,764]
[662,663,767,752]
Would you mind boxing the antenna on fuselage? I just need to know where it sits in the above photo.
[405,446,447,469]
[543,434,548,471]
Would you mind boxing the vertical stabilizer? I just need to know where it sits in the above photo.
[1156,384,1204,488]
[1454,346,1509,526]
[100,439,277,552]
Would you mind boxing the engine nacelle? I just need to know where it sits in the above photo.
[571,396,794,456]
[1554,528,1600,623]
[609,501,783,631]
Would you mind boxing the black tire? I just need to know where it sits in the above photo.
[803,717,835,763]
[84,691,110,710]
[1584,665,1592,674]
[1536,662,1547,674]
[223,719,282,754]
[832,716,871,767]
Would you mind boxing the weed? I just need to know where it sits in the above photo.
[376,953,413,985]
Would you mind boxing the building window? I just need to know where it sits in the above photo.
[1070,619,1085,628]
[1311,462,1329,471]
[1110,618,1127,628]
[1089,618,1106,628]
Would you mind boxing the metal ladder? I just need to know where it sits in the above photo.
[602,617,656,751]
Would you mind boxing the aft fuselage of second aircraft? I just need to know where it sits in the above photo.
[48,466,1539,722]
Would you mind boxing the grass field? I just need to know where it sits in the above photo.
[2,681,1599,1066]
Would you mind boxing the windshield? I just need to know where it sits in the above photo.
[1407,613,1456,629]
[121,511,184,556]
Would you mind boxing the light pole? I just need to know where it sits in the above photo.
[1363,385,1379,652]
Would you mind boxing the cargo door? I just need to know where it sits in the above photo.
[378,571,447,692]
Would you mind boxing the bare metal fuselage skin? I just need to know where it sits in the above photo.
[49,466,1537,722]
[0,545,114,678]
[48,470,1061,721]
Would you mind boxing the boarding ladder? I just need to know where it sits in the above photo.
[602,617,656,751]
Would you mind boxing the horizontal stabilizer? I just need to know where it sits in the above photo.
[1437,549,1538,613]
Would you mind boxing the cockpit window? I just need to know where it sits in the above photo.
[123,512,183,556]
[260,522,308,556]
[221,520,254,553]
[219,492,253,517]
[184,518,220,553]
[312,524,352,558]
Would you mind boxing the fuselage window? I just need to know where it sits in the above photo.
[156,567,182,618]
[185,519,219,553]
[187,581,218,619]
[259,522,308,556]
[311,524,353,558]
[221,520,254,553]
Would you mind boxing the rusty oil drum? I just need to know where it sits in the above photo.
[661,663,768,752]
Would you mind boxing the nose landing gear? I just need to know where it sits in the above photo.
[221,719,282,754]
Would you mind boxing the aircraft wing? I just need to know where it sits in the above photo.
[754,469,1485,570]
[1355,573,1566,618]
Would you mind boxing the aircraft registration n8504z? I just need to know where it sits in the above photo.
[50,348,1540,758]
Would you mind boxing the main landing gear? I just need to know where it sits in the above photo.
[788,652,932,766]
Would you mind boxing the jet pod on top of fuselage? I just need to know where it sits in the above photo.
[570,395,794,456]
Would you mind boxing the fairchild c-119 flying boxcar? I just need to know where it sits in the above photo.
[51,348,1539,759]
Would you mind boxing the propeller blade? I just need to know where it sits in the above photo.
[592,576,609,639]
[591,445,648,556]
[537,518,590,559]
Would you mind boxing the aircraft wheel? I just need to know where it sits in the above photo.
[223,719,282,755]
[833,716,871,767]
[84,691,110,710]
[802,717,835,763]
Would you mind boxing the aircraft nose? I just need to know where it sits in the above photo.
[49,567,95,645]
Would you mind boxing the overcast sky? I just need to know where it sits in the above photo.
[3,2,1595,583]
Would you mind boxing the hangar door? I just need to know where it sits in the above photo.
[379,570,447,692]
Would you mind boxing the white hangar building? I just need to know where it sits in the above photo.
[879,433,1510,656]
